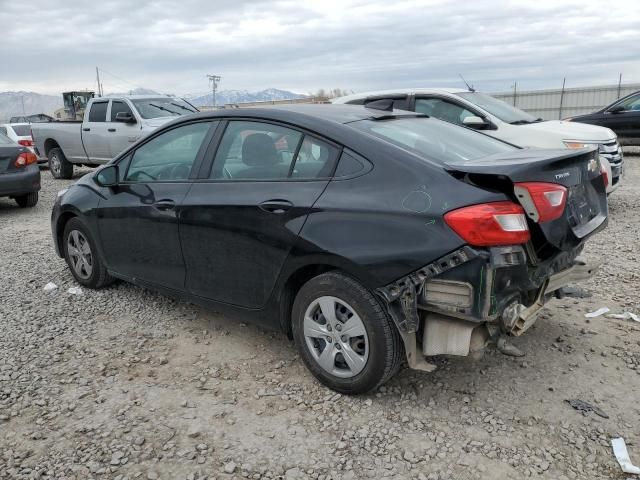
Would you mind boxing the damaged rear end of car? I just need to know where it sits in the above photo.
[375,147,607,370]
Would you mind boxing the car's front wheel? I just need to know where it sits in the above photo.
[292,272,403,394]
[63,217,114,289]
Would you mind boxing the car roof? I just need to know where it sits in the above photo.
[4,123,30,127]
[101,94,178,100]
[182,103,424,125]
[333,88,470,104]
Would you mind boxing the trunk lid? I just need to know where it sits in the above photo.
[445,148,607,251]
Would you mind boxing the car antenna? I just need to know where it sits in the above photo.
[459,74,475,92]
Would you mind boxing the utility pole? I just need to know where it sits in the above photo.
[21,95,25,115]
[617,73,622,99]
[206,74,221,108]
[96,67,103,97]
[512,81,517,106]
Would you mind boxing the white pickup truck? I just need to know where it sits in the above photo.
[333,88,624,193]
[32,95,198,179]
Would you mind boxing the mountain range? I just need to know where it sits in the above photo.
[186,88,305,106]
[0,88,305,121]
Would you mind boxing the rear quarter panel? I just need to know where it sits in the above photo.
[291,140,507,289]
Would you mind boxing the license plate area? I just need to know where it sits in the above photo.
[566,183,598,229]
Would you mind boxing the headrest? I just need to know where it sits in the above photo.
[242,133,279,167]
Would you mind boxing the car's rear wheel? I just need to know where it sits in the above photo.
[292,272,403,394]
[63,217,114,289]
[48,147,73,179]
[15,192,38,208]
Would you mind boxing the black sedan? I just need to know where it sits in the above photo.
[567,90,640,146]
[52,105,607,393]
[0,132,40,208]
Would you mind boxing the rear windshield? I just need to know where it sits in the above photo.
[131,98,198,119]
[11,125,31,136]
[350,117,516,163]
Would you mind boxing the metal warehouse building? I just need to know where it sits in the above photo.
[492,83,640,121]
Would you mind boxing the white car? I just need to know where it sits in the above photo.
[0,123,38,157]
[333,88,623,193]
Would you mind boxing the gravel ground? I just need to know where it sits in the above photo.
[1,156,639,480]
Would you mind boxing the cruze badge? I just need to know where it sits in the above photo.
[555,172,570,179]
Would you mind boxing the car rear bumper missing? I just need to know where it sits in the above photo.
[377,245,599,369]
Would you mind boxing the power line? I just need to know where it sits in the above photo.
[97,67,145,94]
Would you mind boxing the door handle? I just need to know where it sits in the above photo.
[259,199,293,214]
[108,128,116,132]
[153,199,176,211]
[82,127,91,132]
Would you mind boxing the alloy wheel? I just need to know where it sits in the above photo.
[50,153,61,176]
[67,230,93,279]
[303,296,369,378]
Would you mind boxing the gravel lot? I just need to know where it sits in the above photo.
[1,155,639,480]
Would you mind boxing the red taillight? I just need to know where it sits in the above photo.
[514,182,568,223]
[14,152,38,167]
[444,201,530,247]
[600,163,609,189]
[18,139,34,147]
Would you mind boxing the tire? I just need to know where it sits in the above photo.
[48,147,73,179]
[292,272,403,394]
[62,217,114,289]
[15,192,38,208]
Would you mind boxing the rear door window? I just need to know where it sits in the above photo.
[210,121,302,180]
[290,136,339,179]
[210,121,339,180]
[88,102,108,122]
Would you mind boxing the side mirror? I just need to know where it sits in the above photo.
[607,105,625,114]
[115,111,136,123]
[462,115,487,128]
[95,165,119,187]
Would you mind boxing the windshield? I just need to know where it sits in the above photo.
[456,92,539,124]
[131,98,198,119]
[350,116,516,164]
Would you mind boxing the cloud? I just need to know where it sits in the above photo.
[1,0,639,95]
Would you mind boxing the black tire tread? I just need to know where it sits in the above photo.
[292,271,404,394]
[63,217,114,289]
[49,147,73,180]
[15,192,38,208]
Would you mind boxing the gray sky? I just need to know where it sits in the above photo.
[2,0,639,95]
